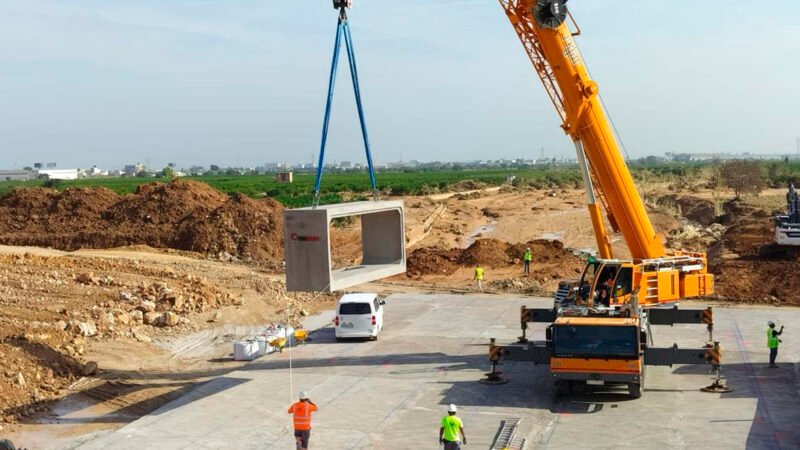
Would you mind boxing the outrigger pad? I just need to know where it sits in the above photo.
[284,200,406,292]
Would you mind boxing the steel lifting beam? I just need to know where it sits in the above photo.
[644,342,722,367]
[499,341,552,365]
[647,306,713,326]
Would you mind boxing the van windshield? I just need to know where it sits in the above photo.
[339,303,371,315]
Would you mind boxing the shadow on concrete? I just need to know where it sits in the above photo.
[17,377,249,427]
[670,362,800,449]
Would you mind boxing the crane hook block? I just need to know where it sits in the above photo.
[333,0,352,9]
[534,0,569,29]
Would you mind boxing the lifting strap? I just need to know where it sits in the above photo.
[312,7,378,207]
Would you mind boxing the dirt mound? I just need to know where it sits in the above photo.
[0,187,121,230]
[458,238,513,266]
[178,194,284,261]
[407,238,582,275]
[406,247,459,276]
[711,259,800,305]
[0,180,285,263]
[677,196,717,225]
[103,180,227,225]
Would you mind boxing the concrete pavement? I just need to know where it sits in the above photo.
[74,294,800,449]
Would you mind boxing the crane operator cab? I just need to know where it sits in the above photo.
[574,260,634,309]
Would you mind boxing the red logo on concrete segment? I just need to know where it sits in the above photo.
[291,233,320,242]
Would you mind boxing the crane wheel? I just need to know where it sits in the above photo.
[627,382,642,398]
[533,0,569,29]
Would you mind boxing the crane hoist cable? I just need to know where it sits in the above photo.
[312,1,378,208]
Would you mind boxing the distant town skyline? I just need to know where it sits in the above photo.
[1,1,799,169]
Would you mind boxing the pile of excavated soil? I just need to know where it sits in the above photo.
[406,247,460,276]
[707,199,800,304]
[711,259,800,305]
[708,199,773,259]
[657,194,718,226]
[407,238,583,277]
[0,180,284,263]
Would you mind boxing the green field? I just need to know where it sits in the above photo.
[2,161,796,208]
[0,168,583,208]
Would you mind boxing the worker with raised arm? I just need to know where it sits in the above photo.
[474,263,484,292]
[288,391,318,450]
[523,247,532,275]
[439,404,467,449]
[767,320,785,368]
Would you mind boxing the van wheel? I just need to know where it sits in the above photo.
[627,382,642,398]
[371,335,379,341]
[335,337,344,342]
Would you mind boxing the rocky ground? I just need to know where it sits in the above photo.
[0,246,334,433]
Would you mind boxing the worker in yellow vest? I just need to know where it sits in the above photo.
[474,263,484,292]
[767,320,784,368]
[523,247,532,275]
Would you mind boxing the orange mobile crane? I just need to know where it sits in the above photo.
[485,0,728,397]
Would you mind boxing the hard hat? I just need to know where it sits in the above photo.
[448,404,458,413]
[768,320,775,326]
[299,391,308,400]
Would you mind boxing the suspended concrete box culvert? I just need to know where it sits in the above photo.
[284,200,406,292]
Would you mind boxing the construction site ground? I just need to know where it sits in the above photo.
[3,181,800,448]
[35,293,800,449]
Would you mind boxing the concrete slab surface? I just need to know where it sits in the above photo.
[75,294,800,449]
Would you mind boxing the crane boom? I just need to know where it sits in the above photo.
[500,0,664,259]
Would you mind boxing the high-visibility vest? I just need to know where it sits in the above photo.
[289,401,317,430]
[524,250,532,262]
[475,267,484,280]
[767,328,779,349]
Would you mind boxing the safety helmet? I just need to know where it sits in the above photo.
[299,391,308,400]
[448,404,458,413]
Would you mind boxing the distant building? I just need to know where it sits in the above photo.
[123,163,146,175]
[0,170,36,181]
[275,171,294,183]
[79,166,108,178]
[38,169,79,180]
[45,162,57,169]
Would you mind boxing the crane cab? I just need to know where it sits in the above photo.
[570,255,713,308]
[574,260,634,308]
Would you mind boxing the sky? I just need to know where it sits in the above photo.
[0,0,798,170]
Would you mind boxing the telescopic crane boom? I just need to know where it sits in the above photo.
[500,0,712,304]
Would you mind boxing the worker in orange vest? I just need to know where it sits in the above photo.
[288,391,318,450]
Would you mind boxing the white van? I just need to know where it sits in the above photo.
[334,293,385,341]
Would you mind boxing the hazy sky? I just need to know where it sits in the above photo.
[0,1,798,169]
